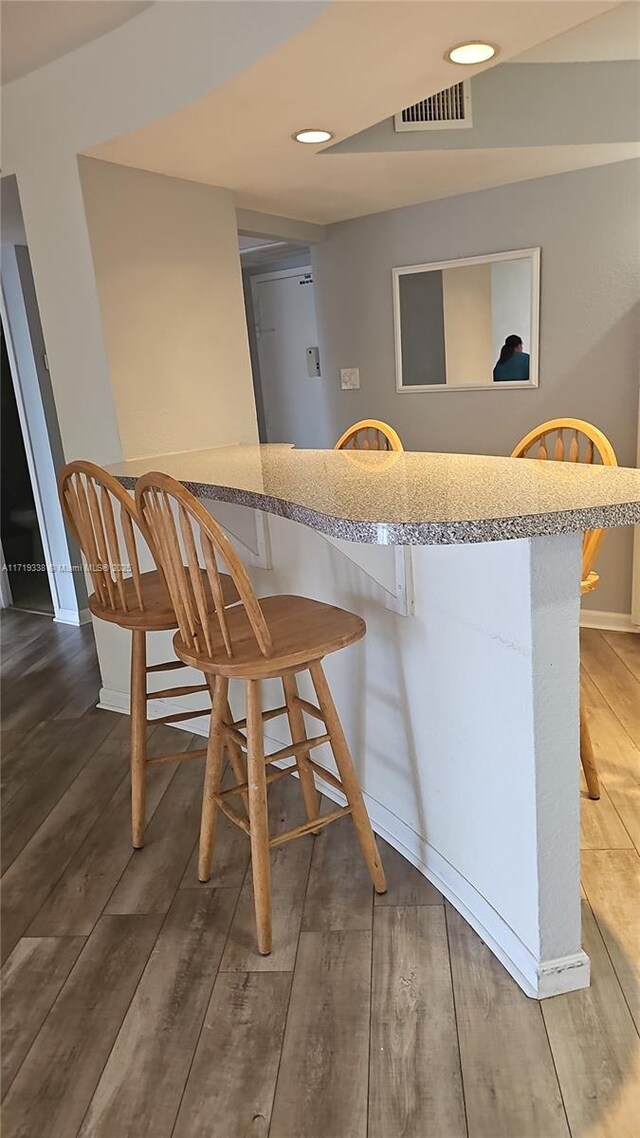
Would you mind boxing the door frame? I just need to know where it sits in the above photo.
[1,250,89,624]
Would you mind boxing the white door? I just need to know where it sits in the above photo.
[251,267,330,448]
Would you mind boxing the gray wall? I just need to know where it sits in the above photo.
[310,159,640,615]
[399,270,446,385]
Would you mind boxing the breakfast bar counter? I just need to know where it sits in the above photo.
[110,444,640,998]
[113,443,640,544]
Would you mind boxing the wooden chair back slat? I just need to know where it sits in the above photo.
[334,419,403,453]
[74,476,112,605]
[100,486,127,610]
[136,473,273,661]
[120,506,144,609]
[85,477,115,607]
[511,418,618,582]
[178,503,214,656]
[156,490,195,645]
[201,531,234,657]
[58,461,149,616]
[63,481,107,606]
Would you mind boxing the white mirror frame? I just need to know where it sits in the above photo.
[393,247,540,393]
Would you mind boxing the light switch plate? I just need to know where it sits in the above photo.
[340,367,360,390]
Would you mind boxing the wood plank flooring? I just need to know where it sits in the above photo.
[1,611,639,1136]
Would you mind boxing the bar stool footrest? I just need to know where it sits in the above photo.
[149,707,210,726]
[219,762,296,801]
[265,734,330,764]
[147,747,208,766]
[293,696,326,722]
[214,796,252,835]
[307,759,345,795]
[233,705,288,731]
[146,682,209,700]
[269,805,352,848]
[146,660,190,674]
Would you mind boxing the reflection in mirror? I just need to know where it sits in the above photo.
[394,248,540,391]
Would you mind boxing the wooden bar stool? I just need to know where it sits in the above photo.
[58,461,241,847]
[334,419,403,452]
[511,418,619,800]
[136,471,386,955]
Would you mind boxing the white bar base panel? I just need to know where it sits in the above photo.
[95,510,590,1000]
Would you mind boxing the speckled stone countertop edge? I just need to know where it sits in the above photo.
[115,473,640,547]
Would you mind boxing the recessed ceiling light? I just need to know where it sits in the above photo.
[294,128,333,144]
[446,41,497,65]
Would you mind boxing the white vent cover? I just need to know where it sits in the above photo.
[394,81,472,132]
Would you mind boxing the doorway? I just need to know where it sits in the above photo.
[245,263,331,449]
[1,175,88,625]
[1,322,53,614]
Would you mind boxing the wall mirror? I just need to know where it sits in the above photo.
[393,247,540,392]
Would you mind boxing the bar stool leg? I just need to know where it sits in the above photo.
[223,697,249,813]
[198,674,228,881]
[580,704,600,800]
[309,660,387,894]
[283,672,320,828]
[246,678,272,955]
[130,629,147,849]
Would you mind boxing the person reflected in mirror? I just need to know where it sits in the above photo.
[493,335,530,382]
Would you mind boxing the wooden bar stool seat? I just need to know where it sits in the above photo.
[136,471,387,956]
[511,418,619,801]
[58,460,239,849]
[88,566,238,631]
[174,593,365,679]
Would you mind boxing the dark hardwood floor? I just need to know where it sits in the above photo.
[1,609,639,1136]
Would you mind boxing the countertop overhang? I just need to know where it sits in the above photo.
[109,444,640,546]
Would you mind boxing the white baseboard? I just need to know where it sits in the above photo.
[54,606,92,626]
[580,610,639,633]
[99,684,591,1000]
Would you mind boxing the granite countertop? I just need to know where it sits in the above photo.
[109,444,640,546]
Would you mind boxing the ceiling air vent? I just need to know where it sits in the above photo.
[394,81,472,132]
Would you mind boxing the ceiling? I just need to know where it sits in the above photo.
[85,1,638,224]
[513,1,639,61]
[1,1,152,85]
[239,237,311,267]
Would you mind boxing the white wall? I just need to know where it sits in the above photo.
[442,263,493,385]
[491,258,532,362]
[79,159,257,460]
